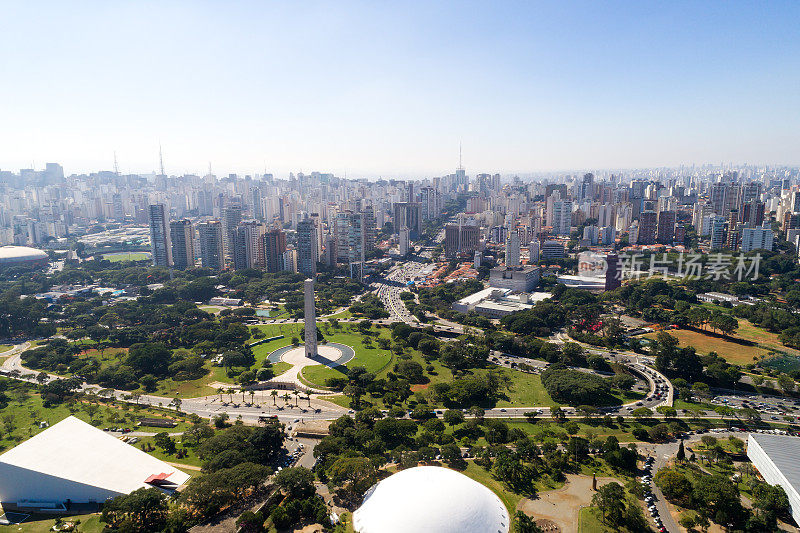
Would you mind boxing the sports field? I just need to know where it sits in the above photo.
[102,251,150,262]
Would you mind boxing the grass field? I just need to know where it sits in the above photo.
[6,513,105,533]
[271,361,292,376]
[133,435,204,469]
[321,309,353,320]
[102,251,150,262]
[0,344,12,353]
[736,319,800,357]
[644,328,769,364]
[492,369,559,408]
[311,324,563,409]
[301,364,345,388]
[578,506,610,533]
[0,378,194,456]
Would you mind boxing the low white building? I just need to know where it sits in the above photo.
[0,416,190,510]
[353,466,509,533]
[696,292,741,305]
[747,433,800,524]
[452,287,550,318]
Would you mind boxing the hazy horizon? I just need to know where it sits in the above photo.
[2,1,799,176]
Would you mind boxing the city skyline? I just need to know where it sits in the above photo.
[2,1,799,176]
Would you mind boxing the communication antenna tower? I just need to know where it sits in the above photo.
[113,151,119,175]
[159,144,165,177]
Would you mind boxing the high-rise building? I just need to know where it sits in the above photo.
[222,205,242,260]
[324,234,337,267]
[169,219,194,270]
[710,216,727,250]
[740,223,774,252]
[263,228,287,273]
[673,224,686,245]
[197,220,224,271]
[445,224,460,257]
[505,230,520,267]
[112,194,124,221]
[529,240,540,262]
[398,226,410,256]
[148,204,172,267]
[548,199,572,235]
[297,218,319,276]
[393,202,422,238]
[783,211,800,232]
[693,202,714,235]
[656,211,676,244]
[419,186,441,220]
[742,200,765,227]
[580,173,594,201]
[233,221,266,270]
[444,223,480,258]
[334,211,365,279]
[637,211,658,245]
[252,188,263,220]
[605,253,621,291]
[710,182,741,217]
[460,225,479,255]
[362,205,377,252]
[282,248,297,272]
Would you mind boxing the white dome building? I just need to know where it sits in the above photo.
[0,245,49,267]
[352,466,509,533]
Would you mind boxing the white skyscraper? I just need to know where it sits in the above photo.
[505,231,520,267]
[398,226,410,256]
[529,240,540,262]
[548,199,572,236]
[740,223,774,252]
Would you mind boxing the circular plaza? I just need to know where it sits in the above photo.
[268,342,355,368]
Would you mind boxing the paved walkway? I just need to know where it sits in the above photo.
[517,474,621,533]
[268,342,355,392]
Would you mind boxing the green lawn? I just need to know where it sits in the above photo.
[493,369,560,408]
[6,513,105,533]
[294,327,393,388]
[315,325,561,409]
[460,461,564,518]
[102,252,150,262]
[578,506,609,533]
[301,364,346,388]
[322,309,353,320]
[133,435,204,469]
[0,344,12,353]
[0,378,194,457]
[250,324,303,364]
[324,332,393,374]
[460,461,522,517]
[271,361,292,376]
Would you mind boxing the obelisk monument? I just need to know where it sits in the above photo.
[304,278,318,358]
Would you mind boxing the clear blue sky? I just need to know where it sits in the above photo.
[1,1,798,177]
